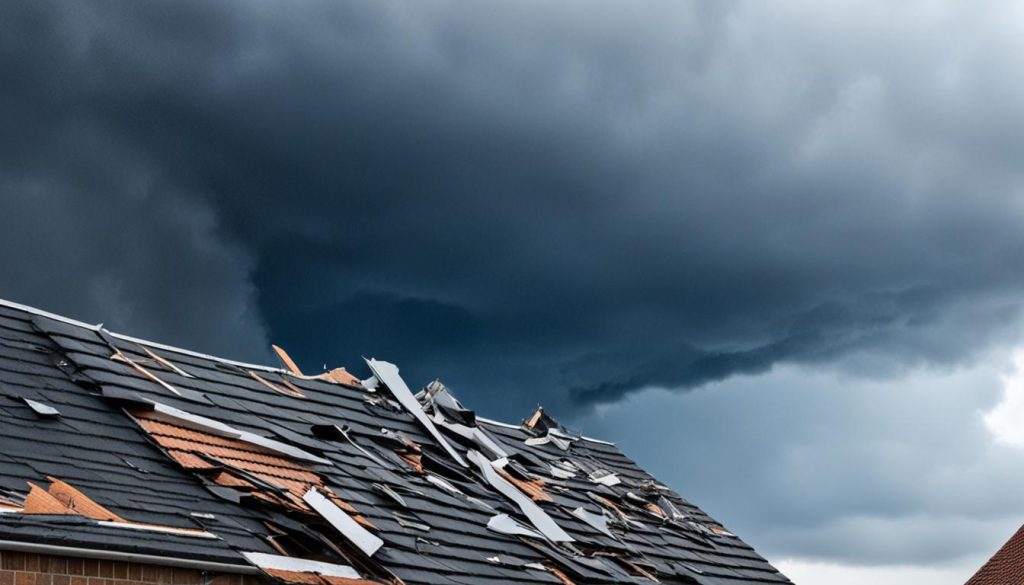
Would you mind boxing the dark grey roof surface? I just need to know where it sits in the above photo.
[0,300,790,585]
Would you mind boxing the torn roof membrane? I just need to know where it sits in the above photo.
[0,297,792,585]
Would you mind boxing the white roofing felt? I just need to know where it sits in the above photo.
[467,449,574,543]
[486,513,544,539]
[241,552,361,579]
[303,487,384,557]
[365,357,469,467]
[22,398,60,418]
[571,507,614,538]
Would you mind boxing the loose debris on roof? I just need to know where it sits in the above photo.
[0,298,791,585]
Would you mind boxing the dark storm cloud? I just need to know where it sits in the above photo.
[2,0,1024,420]
[0,1,272,359]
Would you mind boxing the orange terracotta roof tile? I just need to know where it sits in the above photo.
[131,408,375,527]
[968,523,1024,585]
[217,458,322,483]
[46,477,125,521]
[210,470,257,489]
[524,407,545,430]
[498,470,552,503]
[136,418,248,448]
[397,452,423,474]
[316,368,359,386]
[167,450,218,470]
[22,483,74,515]
[264,568,326,585]
[645,503,667,519]
[272,344,305,376]
[149,435,307,469]
[22,479,212,538]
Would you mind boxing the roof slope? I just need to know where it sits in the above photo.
[0,299,790,585]
[967,524,1024,585]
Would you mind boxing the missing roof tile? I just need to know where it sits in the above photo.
[467,449,573,543]
[365,358,467,468]
[303,487,384,557]
[312,424,391,469]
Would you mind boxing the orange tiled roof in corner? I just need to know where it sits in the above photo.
[966,524,1024,585]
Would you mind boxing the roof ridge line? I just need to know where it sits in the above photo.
[476,416,615,446]
[0,297,283,373]
[0,296,616,445]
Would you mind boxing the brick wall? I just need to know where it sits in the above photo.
[0,551,263,585]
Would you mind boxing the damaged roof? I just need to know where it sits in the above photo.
[0,298,791,585]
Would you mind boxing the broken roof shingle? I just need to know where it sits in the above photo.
[0,298,790,585]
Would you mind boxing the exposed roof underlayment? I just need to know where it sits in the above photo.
[0,297,790,585]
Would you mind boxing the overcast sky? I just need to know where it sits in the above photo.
[4,1,1024,582]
